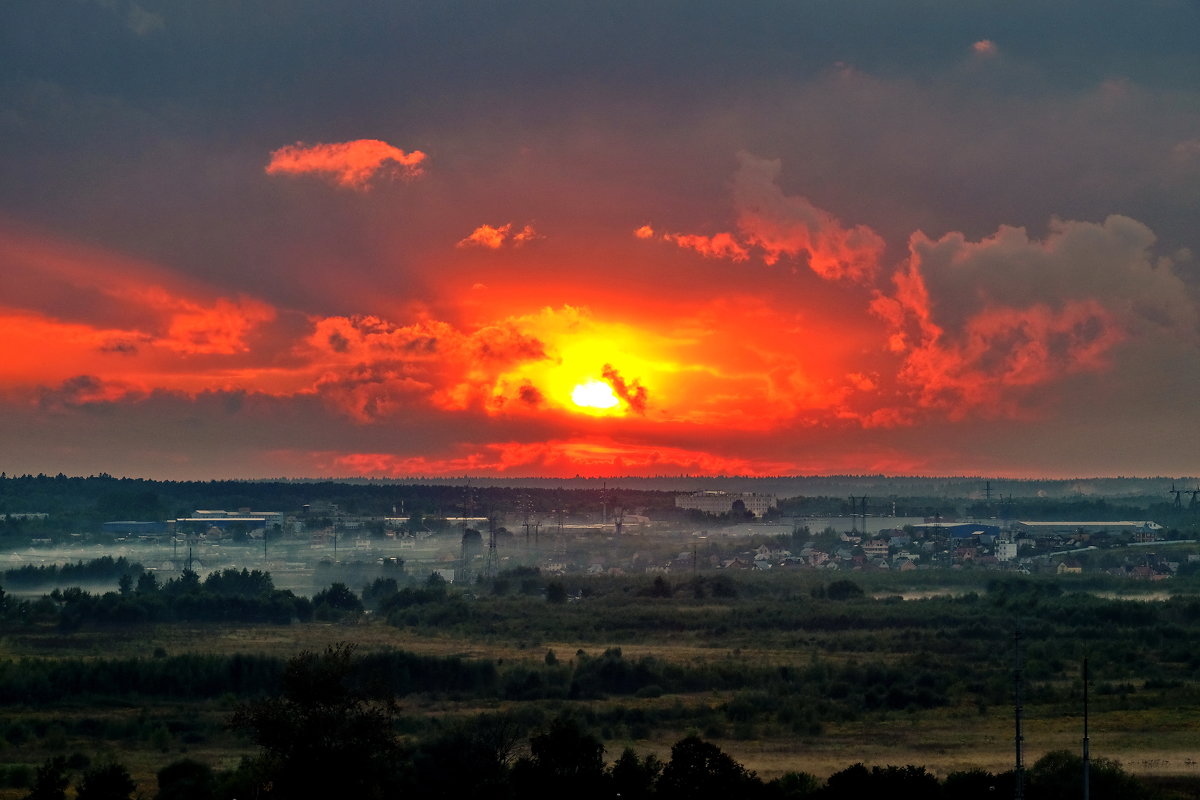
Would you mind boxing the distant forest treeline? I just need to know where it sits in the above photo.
[0,473,677,523]
[1,473,1196,531]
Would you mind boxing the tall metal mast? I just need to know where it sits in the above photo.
[1083,657,1090,800]
[1014,627,1025,800]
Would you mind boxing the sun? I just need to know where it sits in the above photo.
[571,379,619,410]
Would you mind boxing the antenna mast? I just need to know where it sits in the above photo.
[1014,627,1025,800]
[1083,657,1090,800]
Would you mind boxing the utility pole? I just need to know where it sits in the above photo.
[1083,657,1090,800]
[1014,628,1025,800]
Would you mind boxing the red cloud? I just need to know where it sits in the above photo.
[0,227,281,398]
[632,224,749,260]
[265,139,427,189]
[663,232,750,261]
[898,300,1123,417]
[732,152,885,281]
[457,223,540,249]
[972,39,998,56]
[867,215,1191,419]
[303,314,547,420]
[635,153,884,282]
[162,296,276,355]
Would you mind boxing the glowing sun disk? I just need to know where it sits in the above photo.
[572,380,619,409]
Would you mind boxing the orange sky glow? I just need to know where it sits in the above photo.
[2,3,1197,480]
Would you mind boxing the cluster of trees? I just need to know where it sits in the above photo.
[0,648,495,707]
[0,556,145,589]
[0,567,310,628]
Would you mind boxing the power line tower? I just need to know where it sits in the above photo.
[484,512,499,580]
[519,492,533,547]
[1170,482,1183,508]
[458,528,482,584]
[461,481,478,528]
[612,504,626,537]
[848,496,868,534]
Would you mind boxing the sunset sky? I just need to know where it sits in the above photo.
[2,1,1198,480]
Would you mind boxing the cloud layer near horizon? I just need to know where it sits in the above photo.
[1,1,1198,479]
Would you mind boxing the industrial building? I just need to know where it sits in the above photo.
[1014,520,1163,537]
[675,491,777,518]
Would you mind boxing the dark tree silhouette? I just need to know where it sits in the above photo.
[512,716,607,800]
[1027,750,1150,800]
[75,762,136,800]
[610,747,662,800]
[24,757,69,800]
[312,581,364,621]
[545,581,568,604]
[406,713,525,799]
[154,759,216,800]
[657,736,762,800]
[230,643,403,799]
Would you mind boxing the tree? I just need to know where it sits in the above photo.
[546,581,567,604]
[610,747,662,800]
[407,713,525,798]
[230,643,404,799]
[75,762,136,800]
[943,767,999,799]
[1027,749,1150,800]
[154,759,215,800]
[648,575,672,597]
[512,716,607,800]
[825,579,864,600]
[136,571,159,593]
[311,582,364,621]
[24,757,69,800]
[729,499,754,520]
[657,736,762,800]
